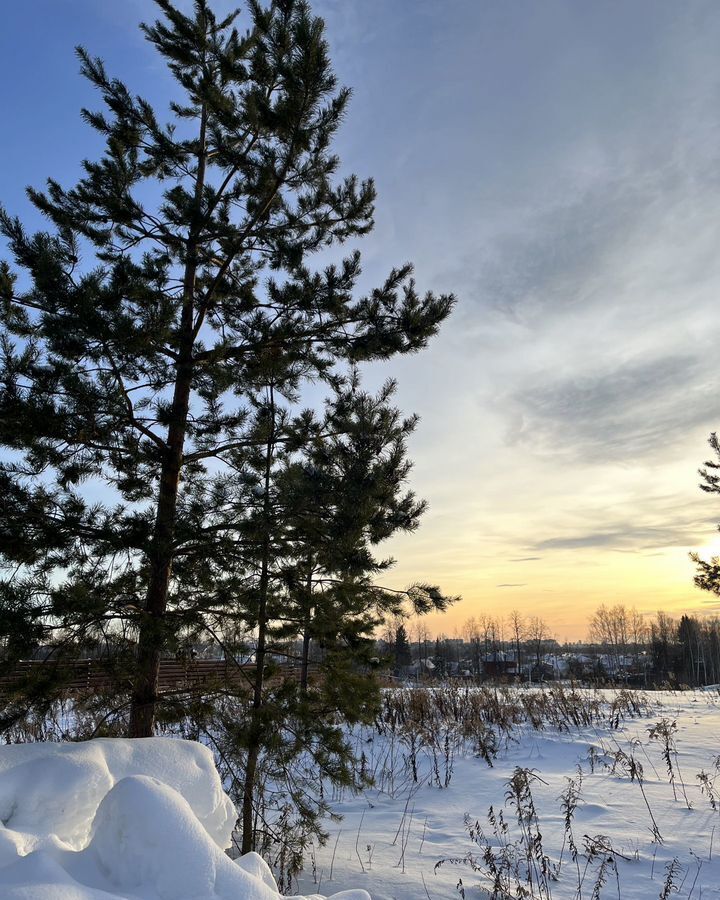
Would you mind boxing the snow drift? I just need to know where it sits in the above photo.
[0,737,369,900]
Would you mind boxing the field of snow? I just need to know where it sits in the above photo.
[293,687,720,900]
[2,688,720,900]
[0,737,367,900]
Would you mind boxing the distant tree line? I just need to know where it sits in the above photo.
[380,605,720,688]
[584,603,720,687]
[380,610,558,681]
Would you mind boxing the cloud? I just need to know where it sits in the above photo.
[511,354,720,462]
[533,516,717,553]
[496,583,527,588]
[472,155,720,464]
[534,533,637,551]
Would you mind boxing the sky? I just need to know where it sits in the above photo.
[2,1,720,639]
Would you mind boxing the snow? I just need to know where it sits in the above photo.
[293,688,720,899]
[0,737,370,900]
[5,690,720,899]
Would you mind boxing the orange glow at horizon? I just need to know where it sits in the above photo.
[380,543,718,643]
[371,425,720,644]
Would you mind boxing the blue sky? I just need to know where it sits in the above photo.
[3,1,720,637]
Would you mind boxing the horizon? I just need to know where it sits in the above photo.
[2,1,720,642]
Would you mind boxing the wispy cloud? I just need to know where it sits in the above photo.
[511,355,720,462]
[531,505,718,554]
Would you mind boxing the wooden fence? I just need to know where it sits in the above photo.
[0,658,307,696]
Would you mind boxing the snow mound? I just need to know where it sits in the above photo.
[0,738,370,900]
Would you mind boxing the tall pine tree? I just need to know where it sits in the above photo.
[0,0,453,737]
[227,374,454,852]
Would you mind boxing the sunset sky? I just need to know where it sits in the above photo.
[3,1,720,639]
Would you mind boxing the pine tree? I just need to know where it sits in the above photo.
[394,623,412,670]
[0,0,453,736]
[208,374,455,853]
[693,433,720,607]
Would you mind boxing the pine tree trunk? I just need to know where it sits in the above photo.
[300,629,311,692]
[128,106,207,738]
[128,409,189,737]
[688,638,695,686]
[241,386,275,853]
[300,566,312,693]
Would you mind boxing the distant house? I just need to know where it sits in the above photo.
[481,650,518,679]
[530,662,555,682]
[407,658,437,679]
[482,658,517,678]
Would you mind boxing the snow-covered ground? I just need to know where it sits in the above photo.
[3,689,720,899]
[294,688,720,899]
[0,737,367,900]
